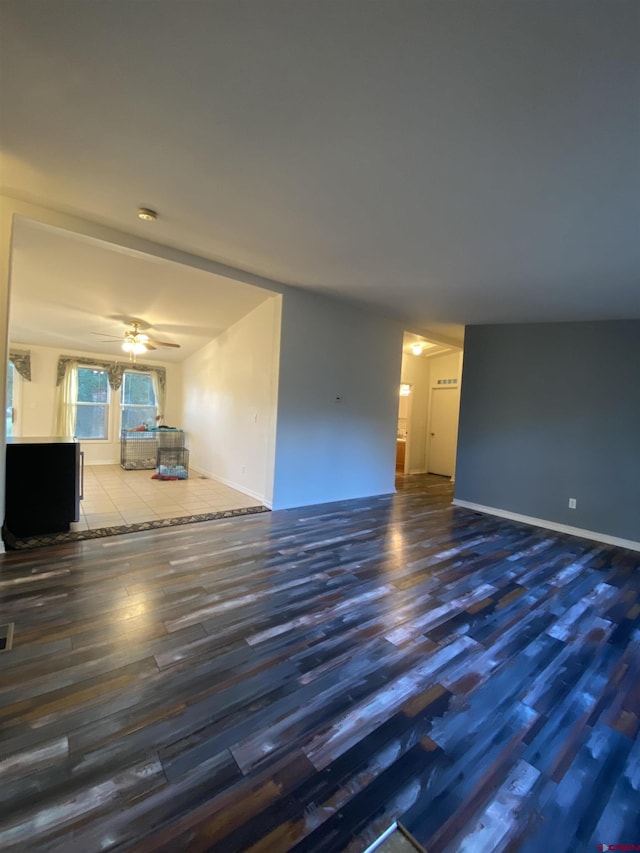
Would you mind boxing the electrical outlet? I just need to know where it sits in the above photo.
[568,498,577,509]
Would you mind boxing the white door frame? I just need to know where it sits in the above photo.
[403,389,413,474]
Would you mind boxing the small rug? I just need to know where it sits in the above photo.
[3,505,270,551]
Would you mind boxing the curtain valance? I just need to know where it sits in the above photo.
[9,350,31,381]
[55,356,166,398]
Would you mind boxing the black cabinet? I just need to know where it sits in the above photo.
[4,437,82,539]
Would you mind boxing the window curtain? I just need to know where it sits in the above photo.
[53,361,78,437]
[150,369,166,423]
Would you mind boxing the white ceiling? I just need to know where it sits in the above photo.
[1,0,639,343]
[402,332,452,360]
[9,220,271,362]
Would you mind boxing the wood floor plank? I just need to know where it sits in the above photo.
[1,473,639,851]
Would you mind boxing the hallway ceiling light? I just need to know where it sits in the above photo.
[411,343,423,356]
[399,383,412,396]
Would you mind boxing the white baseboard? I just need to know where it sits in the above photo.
[452,499,640,553]
[190,466,270,508]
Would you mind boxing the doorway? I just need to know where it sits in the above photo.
[398,334,463,480]
[5,215,280,486]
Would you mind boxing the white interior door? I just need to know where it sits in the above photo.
[427,387,458,476]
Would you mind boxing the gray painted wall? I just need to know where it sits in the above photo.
[272,288,403,510]
[455,320,640,542]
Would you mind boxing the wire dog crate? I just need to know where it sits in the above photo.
[156,447,189,479]
[157,429,186,450]
[120,429,186,470]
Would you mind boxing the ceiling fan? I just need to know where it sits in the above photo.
[94,322,180,361]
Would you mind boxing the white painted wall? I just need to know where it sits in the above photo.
[272,289,403,510]
[429,351,463,385]
[182,295,281,505]
[10,342,182,465]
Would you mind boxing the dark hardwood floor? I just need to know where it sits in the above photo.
[1,474,639,852]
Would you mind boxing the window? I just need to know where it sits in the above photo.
[6,362,15,437]
[76,367,109,439]
[121,371,157,431]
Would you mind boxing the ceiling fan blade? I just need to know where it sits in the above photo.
[90,332,122,341]
[90,327,178,350]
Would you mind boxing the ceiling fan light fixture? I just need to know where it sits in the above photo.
[96,321,179,360]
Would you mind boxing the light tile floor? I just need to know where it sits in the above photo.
[72,465,262,531]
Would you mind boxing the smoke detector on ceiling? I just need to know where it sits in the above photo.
[138,207,158,222]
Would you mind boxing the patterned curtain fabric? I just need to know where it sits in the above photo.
[9,350,31,381]
[56,356,165,393]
